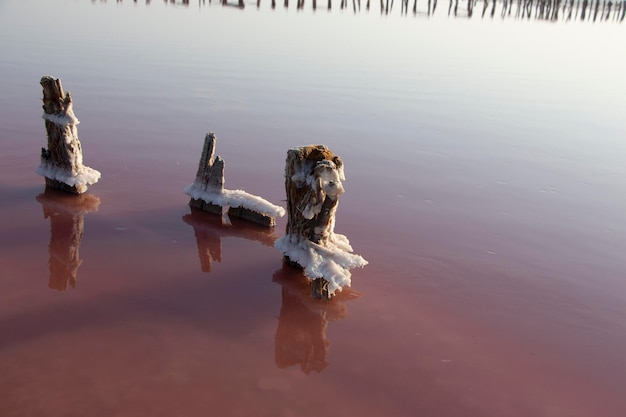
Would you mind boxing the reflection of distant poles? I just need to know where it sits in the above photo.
[220,0,245,7]
[448,0,474,16]
[273,264,360,374]
[111,0,626,19]
[182,206,277,273]
[36,187,100,291]
[96,0,626,19]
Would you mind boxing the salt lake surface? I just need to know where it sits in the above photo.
[1,1,625,416]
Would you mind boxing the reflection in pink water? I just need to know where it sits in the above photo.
[2,1,626,416]
[273,264,360,375]
[2,146,626,417]
[36,187,101,291]
[183,206,278,272]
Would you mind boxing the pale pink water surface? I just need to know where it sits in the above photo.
[1,1,626,416]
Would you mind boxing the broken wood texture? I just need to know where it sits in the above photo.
[185,132,285,227]
[275,145,368,299]
[36,187,100,291]
[37,76,101,194]
[183,206,278,272]
[284,145,344,244]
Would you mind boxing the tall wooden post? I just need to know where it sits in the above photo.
[37,76,100,194]
[275,145,367,299]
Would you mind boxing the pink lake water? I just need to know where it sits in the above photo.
[1,1,626,416]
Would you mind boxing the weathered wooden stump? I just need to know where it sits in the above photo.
[275,145,367,299]
[36,187,100,291]
[37,76,101,194]
[184,132,285,227]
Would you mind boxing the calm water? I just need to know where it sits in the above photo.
[1,1,626,416]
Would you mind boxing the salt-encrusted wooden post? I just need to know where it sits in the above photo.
[37,76,100,194]
[275,145,367,299]
[185,132,285,227]
[36,188,100,291]
[188,132,225,216]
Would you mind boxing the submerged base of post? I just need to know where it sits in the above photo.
[45,178,87,195]
[189,197,277,227]
[311,278,332,300]
[227,206,276,227]
[283,256,333,300]
[189,197,222,215]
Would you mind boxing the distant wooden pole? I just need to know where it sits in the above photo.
[38,76,100,194]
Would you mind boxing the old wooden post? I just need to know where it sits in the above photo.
[187,132,225,216]
[185,132,285,227]
[275,145,367,299]
[37,76,101,194]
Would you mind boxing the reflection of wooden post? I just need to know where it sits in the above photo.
[36,187,100,291]
[183,209,223,272]
[183,206,278,273]
[276,145,367,299]
[37,76,100,194]
[273,265,359,374]
[275,284,331,374]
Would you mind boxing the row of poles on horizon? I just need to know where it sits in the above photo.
[103,0,626,21]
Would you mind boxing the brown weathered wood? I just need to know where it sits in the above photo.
[38,76,100,194]
[276,144,367,299]
[280,144,352,299]
[186,132,284,227]
[284,145,344,245]
[189,198,223,215]
[194,132,225,191]
[228,206,277,227]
